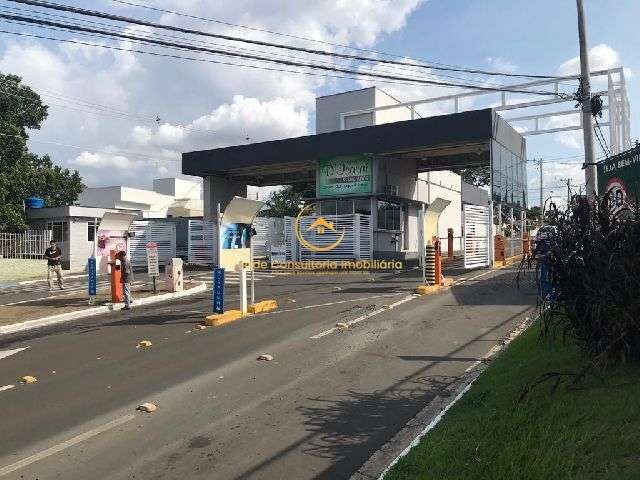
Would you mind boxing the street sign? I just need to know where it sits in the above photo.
[88,257,97,296]
[146,242,160,277]
[213,267,225,314]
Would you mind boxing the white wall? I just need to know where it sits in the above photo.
[373,89,412,126]
[417,171,462,241]
[69,219,91,271]
[153,177,202,200]
[316,87,376,134]
[79,186,174,219]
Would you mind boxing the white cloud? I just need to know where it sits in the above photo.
[486,57,517,74]
[131,95,308,154]
[2,0,424,187]
[557,43,625,76]
[71,151,132,169]
[552,44,631,150]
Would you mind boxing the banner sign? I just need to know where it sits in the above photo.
[146,242,160,277]
[87,257,97,296]
[318,154,373,197]
[598,146,640,215]
[96,230,127,257]
[213,267,225,313]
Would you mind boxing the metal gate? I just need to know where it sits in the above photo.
[463,204,491,269]
[284,214,373,261]
[188,220,217,265]
[129,221,176,268]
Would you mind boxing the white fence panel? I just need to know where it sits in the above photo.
[0,230,51,259]
[284,214,372,261]
[188,220,217,265]
[129,221,176,268]
[463,205,490,269]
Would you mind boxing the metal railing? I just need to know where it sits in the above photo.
[0,230,52,259]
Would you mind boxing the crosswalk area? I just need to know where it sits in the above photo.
[186,270,287,285]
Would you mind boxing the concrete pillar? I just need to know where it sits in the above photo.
[203,176,246,221]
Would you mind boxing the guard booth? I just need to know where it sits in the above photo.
[182,97,527,271]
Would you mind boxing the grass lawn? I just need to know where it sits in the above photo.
[385,322,640,480]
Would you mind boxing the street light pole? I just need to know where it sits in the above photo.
[576,0,597,197]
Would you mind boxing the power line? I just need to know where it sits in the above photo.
[0,28,486,91]
[8,0,562,80]
[0,12,569,97]
[0,4,526,90]
[109,0,570,82]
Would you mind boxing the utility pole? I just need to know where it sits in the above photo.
[576,0,597,197]
[538,159,544,225]
[566,178,572,206]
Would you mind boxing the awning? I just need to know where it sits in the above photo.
[182,109,519,186]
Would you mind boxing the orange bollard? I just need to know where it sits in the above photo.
[109,249,124,302]
[522,233,531,255]
[494,234,506,265]
[434,239,442,285]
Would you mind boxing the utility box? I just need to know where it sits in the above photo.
[166,258,183,292]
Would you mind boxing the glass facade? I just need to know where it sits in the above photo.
[491,139,527,209]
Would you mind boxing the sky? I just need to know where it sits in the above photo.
[1,0,638,206]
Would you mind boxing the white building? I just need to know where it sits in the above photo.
[315,87,466,257]
[184,86,523,265]
[78,177,203,218]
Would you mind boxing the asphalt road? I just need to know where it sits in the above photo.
[0,265,537,480]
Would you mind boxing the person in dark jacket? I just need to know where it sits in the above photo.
[44,239,64,291]
[116,250,133,310]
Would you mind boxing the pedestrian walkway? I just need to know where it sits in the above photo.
[0,280,205,332]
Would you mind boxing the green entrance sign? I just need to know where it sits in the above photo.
[318,155,373,197]
[598,146,640,214]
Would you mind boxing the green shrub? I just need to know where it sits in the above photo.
[535,195,640,367]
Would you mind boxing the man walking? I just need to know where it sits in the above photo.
[116,250,133,310]
[45,239,64,291]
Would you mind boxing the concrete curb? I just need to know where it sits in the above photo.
[350,314,535,480]
[0,282,208,336]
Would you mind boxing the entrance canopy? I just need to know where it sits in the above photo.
[182,108,522,186]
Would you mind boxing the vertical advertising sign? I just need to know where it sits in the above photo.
[87,257,97,296]
[146,242,160,277]
[213,267,225,313]
[597,147,640,216]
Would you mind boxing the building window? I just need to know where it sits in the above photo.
[47,221,68,242]
[320,199,337,216]
[87,221,100,242]
[377,200,401,230]
[336,199,353,215]
[354,198,371,215]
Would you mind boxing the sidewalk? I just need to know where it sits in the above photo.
[0,281,206,334]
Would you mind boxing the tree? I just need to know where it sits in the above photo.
[261,182,315,217]
[0,73,84,232]
[458,166,490,187]
[526,206,542,222]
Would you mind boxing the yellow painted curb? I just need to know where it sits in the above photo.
[204,309,245,327]
[248,299,278,314]
[414,284,440,295]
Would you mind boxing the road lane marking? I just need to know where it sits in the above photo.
[0,347,29,361]
[0,385,15,392]
[311,294,417,339]
[264,292,405,317]
[0,414,136,477]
